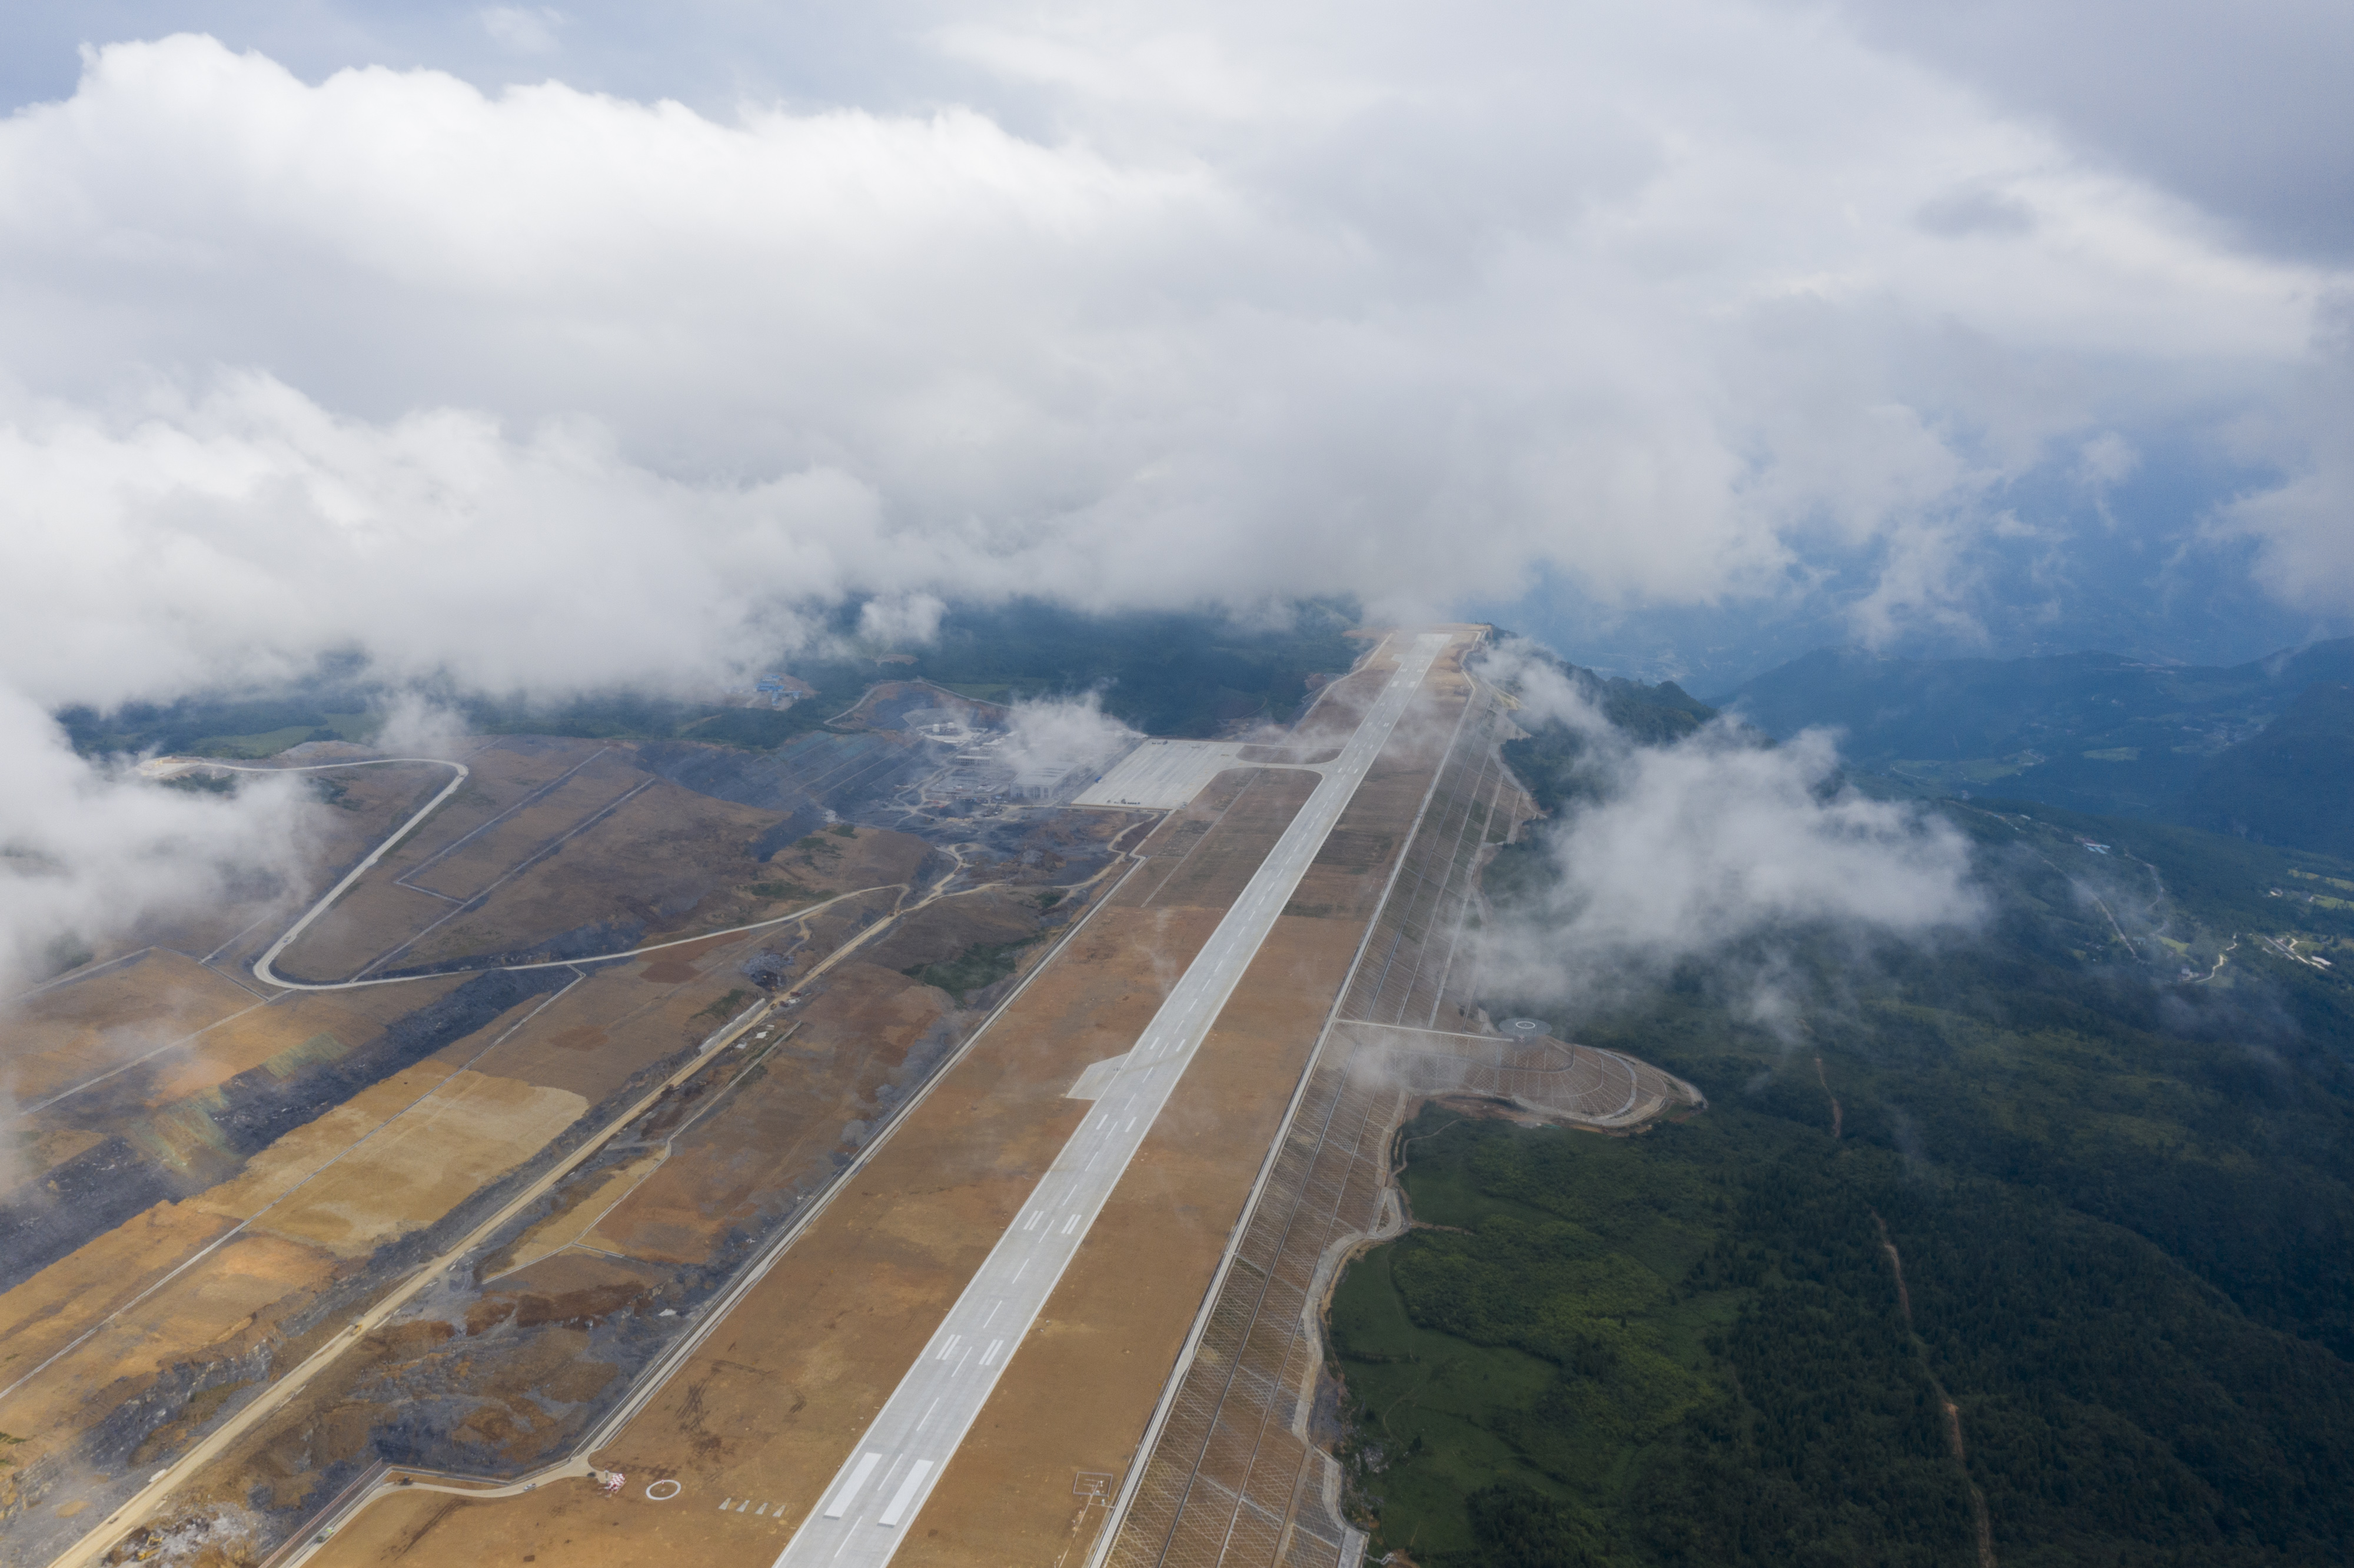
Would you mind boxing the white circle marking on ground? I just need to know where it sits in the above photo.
[646,1480,682,1502]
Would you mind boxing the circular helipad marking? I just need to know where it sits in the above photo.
[645,1480,682,1502]
[1500,1017,1547,1038]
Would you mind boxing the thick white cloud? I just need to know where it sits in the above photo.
[0,5,2342,987]
[1475,723,1983,1021]
[1468,638,1981,1018]
[0,372,897,707]
[2210,306,2354,618]
[0,18,2335,692]
[0,686,308,993]
[1000,692,1140,784]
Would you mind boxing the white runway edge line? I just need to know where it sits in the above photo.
[774,633,1452,1568]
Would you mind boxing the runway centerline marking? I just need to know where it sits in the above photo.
[774,635,1451,1568]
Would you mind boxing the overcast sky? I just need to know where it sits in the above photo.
[0,0,2348,713]
[2,0,2346,990]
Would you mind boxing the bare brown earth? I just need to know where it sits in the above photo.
[69,759,458,987]
[905,640,1472,1567]
[0,978,476,1397]
[24,836,1129,1562]
[272,741,906,986]
[298,634,1467,1568]
[902,914,1373,1568]
[0,722,1023,1562]
[398,780,797,971]
[269,742,626,983]
[3,763,458,1122]
[3,953,264,1113]
[6,639,1465,1567]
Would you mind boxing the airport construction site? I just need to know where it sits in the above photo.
[0,629,1698,1568]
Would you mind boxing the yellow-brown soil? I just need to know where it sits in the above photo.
[38,637,1481,1568]
[574,963,955,1266]
[4,741,972,1560]
[1,1229,344,1459]
[0,1201,240,1394]
[903,651,1469,1565]
[858,890,1046,980]
[486,1153,669,1280]
[89,858,1056,1557]
[131,984,457,1113]
[93,758,456,980]
[230,1071,587,1257]
[0,1048,584,1500]
[902,915,1371,1567]
[2,951,261,1107]
[401,783,767,969]
[0,983,526,1420]
[267,741,629,981]
[399,750,648,903]
[302,900,1226,1567]
[296,764,1333,1566]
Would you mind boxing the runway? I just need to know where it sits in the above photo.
[772,633,1451,1568]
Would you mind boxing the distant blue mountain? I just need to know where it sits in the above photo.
[2184,681,2354,860]
[1715,638,2354,850]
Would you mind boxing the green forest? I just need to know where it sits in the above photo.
[1331,680,2354,1566]
[58,597,1362,756]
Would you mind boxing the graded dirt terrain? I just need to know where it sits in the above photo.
[3,951,268,1116]
[17,847,1158,1564]
[269,741,877,986]
[9,637,1515,1568]
[291,634,1475,1568]
[294,767,1318,1566]
[3,714,1150,1564]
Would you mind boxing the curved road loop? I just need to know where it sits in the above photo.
[193,757,888,993]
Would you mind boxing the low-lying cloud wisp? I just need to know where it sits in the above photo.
[998,693,1141,785]
[2,4,2340,993]
[1474,657,1983,1025]
[0,688,310,995]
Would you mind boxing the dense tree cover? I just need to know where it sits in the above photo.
[62,598,1362,755]
[1495,654,1719,818]
[1715,638,2354,850]
[905,597,1362,735]
[58,688,383,757]
[1335,729,2354,1565]
[1339,1103,2354,1566]
[2186,681,2354,860]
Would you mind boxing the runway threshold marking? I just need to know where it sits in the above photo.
[773,633,1452,1568]
[823,1453,883,1519]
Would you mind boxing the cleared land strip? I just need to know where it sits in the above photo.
[344,774,657,981]
[48,808,1069,1568]
[774,634,1450,1568]
[251,843,1156,1568]
[1088,672,1694,1568]
[44,993,776,1568]
[389,746,613,897]
[1099,1023,1698,1568]
[1091,669,1489,1568]
[185,755,894,994]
